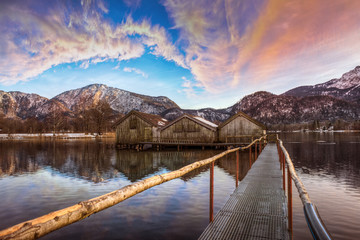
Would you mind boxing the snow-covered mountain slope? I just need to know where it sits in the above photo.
[229,92,359,125]
[1,84,179,120]
[284,66,360,104]
[160,108,231,124]
[54,84,179,115]
[0,91,57,119]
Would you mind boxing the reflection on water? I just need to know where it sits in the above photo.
[281,132,360,240]
[0,140,250,239]
[1,133,359,240]
[0,140,251,183]
[282,132,360,190]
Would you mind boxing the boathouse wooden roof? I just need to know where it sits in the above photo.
[115,110,168,128]
[159,114,218,132]
[219,111,266,129]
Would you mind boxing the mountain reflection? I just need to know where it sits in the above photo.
[0,140,249,183]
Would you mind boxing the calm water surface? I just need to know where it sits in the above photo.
[0,140,246,239]
[281,132,360,240]
[0,133,359,239]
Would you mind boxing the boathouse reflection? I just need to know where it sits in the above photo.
[0,141,257,184]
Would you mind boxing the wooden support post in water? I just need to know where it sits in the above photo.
[288,167,293,237]
[236,150,239,187]
[249,146,252,168]
[210,161,214,223]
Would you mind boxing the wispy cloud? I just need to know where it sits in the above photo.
[123,67,148,78]
[112,65,120,70]
[179,76,203,98]
[163,0,360,93]
[80,61,90,69]
[0,0,185,84]
[123,0,142,9]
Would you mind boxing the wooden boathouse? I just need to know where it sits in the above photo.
[114,110,267,149]
[114,110,168,147]
[218,111,266,143]
[159,114,218,143]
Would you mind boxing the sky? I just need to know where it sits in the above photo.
[1,0,360,109]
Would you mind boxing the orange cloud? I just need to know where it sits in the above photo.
[241,0,360,84]
[164,0,360,93]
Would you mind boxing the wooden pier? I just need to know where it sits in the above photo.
[199,143,290,240]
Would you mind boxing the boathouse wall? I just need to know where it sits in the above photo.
[115,114,155,144]
[218,113,265,143]
[160,116,217,143]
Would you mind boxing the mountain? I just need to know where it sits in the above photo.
[160,108,231,124]
[54,84,179,115]
[1,66,360,127]
[0,91,69,119]
[227,91,359,125]
[0,84,179,120]
[53,84,179,115]
[284,66,360,104]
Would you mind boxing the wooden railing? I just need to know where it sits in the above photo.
[277,136,332,240]
[0,136,267,240]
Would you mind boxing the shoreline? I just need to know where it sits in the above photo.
[0,132,115,140]
[268,130,360,133]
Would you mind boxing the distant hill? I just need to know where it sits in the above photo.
[1,66,360,127]
[284,66,360,105]
[228,92,359,125]
[0,91,69,119]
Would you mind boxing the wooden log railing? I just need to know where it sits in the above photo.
[0,136,267,240]
[277,136,332,240]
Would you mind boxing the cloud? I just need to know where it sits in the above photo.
[123,67,148,78]
[180,76,203,98]
[163,0,360,93]
[123,0,141,9]
[0,0,185,84]
[80,61,90,69]
[97,1,109,13]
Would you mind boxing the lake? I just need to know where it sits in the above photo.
[0,133,359,239]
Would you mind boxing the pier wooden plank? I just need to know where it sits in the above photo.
[199,143,290,240]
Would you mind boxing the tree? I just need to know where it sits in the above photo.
[88,100,113,135]
[24,117,43,133]
[46,104,66,135]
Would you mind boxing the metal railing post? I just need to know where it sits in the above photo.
[249,146,252,168]
[210,161,214,223]
[259,140,262,153]
[282,152,286,190]
[236,150,239,188]
[288,167,293,237]
[255,142,258,160]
